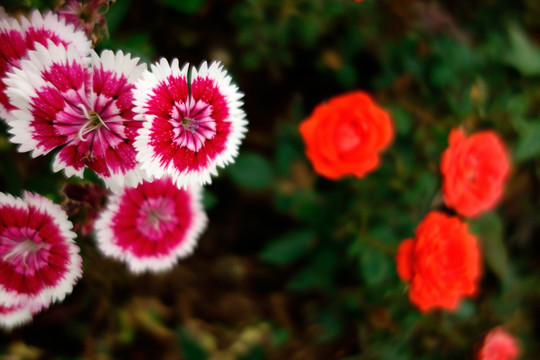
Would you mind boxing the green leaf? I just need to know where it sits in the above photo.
[470,212,511,287]
[513,120,540,162]
[288,249,338,291]
[504,23,540,76]
[260,229,314,265]
[159,0,206,14]
[228,152,274,191]
[387,105,412,136]
[177,328,207,360]
[359,246,392,286]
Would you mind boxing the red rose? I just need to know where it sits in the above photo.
[395,211,482,312]
[299,91,393,180]
[441,129,511,217]
[477,327,520,360]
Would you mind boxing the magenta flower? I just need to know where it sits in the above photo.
[0,8,91,122]
[4,42,147,189]
[133,59,247,188]
[0,192,82,308]
[94,177,207,273]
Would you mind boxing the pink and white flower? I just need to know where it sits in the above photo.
[4,42,147,189]
[0,191,82,308]
[0,8,91,122]
[133,59,247,188]
[94,177,207,273]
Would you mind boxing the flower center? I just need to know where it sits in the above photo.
[172,97,217,152]
[78,104,110,141]
[336,121,363,153]
[136,197,177,239]
[182,117,200,133]
[0,228,51,275]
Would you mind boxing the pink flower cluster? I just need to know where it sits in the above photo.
[0,5,247,330]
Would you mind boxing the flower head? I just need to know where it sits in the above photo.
[299,91,393,180]
[56,0,112,44]
[133,59,247,188]
[0,8,91,122]
[441,128,511,217]
[94,177,207,273]
[5,42,147,190]
[477,327,520,360]
[0,191,82,308]
[395,211,482,312]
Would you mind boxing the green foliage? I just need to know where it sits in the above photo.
[177,328,207,360]
[359,246,393,286]
[227,152,274,191]
[513,119,540,162]
[159,0,206,14]
[504,23,540,76]
[470,212,512,287]
[260,229,314,265]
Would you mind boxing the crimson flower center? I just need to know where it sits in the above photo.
[171,97,216,152]
[0,228,51,275]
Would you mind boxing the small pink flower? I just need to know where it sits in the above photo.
[0,8,91,122]
[133,59,247,188]
[478,327,520,360]
[0,192,82,308]
[56,0,111,42]
[5,42,147,189]
[0,299,48,330]
[94,177,207,273]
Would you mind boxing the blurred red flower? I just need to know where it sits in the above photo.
[299,91,393,180]
[395,211,482,312]
[441,128,511,217]
[477,327,520,360]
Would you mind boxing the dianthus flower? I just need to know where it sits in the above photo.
[441,128,511,218]
[395,211,482,312]
[0,192,82,308]
[133,59,247,188]
[4,42,147,190]
[299,91,393,180]
[477,327,520,360]
[56,0,112,44]
[94,177,207,273]
[0,7,91,122]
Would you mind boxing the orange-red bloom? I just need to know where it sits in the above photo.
[441,129,511,218]
[396,211,482,312]
[299,91,393,180]
[477,327,520,360]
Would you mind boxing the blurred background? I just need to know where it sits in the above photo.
[1,0,539,358]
